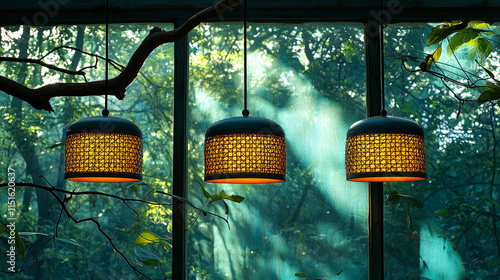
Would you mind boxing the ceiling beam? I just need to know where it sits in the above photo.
[2,0,500,26]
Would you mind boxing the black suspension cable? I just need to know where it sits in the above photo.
[242,0,249,116]
[380,0,386,113]
[103,0,110,116]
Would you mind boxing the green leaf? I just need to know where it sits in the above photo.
[219,190,229,199]
[420,45,441,71]
[227,195,245,203]
[432,44,442,63]
[218,190,245,203]
[478,63,496,80]
[482,197,500,208]
[134,246,161,267]
[19,232,49,237]
[131,222,140,230]
[56,238,84,248]
[405,212,411,230]
[387,191,424,208]
[134,231,160,246]
[476,38,493,61]
[434,208,449,215]
[333,268,349,276]
[477,83,500,103]
[44,141,65,150]
[468,21,492,29]
[143,258,160,266]
[406,196,424,209]
[448,30,480,52]
[14,231,24,260]
[419,55,432,70]
[197,181,211,199]
[422,259,429,271]
[210,194,222,202]
[428,21,468,45]
[160,239,172,252]
[223,200,230,215]
[486,83,500,90]
[387,191,402,205]
[295,272,311,278]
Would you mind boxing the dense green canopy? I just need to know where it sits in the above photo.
[0,6,498,280]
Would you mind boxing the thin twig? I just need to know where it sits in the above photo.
[0,0,240,112]
[40,45,125,71]
[0,57,85,76]
[0,180,230,279]
[447,37,472,82]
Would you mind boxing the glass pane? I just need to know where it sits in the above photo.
[187,22,368,279]
[0,23,174,278]
[384,23,500,279]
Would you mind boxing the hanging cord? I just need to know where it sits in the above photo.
[102,0,110,116]
[380,0,387,116]
[242,0,249,117]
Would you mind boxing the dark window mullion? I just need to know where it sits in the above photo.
[364,20,384,280]
[172,18,189,280]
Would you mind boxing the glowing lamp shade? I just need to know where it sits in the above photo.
[204,116,286,184]
[345,114,426,182]
[64,116,143,182]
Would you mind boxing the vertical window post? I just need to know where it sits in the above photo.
[364,20,384,280]
[172,18,189,280]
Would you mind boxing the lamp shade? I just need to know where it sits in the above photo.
[64,116,143,182]
[345,114,426,182]
[204,116,286,184]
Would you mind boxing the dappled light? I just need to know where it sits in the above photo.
[420,224,466,280]
[0,13,498,280]
[187,23,368,279]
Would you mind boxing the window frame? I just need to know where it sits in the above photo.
[1,3,500,279]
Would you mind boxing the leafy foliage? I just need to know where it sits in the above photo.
[186,22,368,279]
[0,19,498,280]
[385,23,500,279]
[415,21,500,104]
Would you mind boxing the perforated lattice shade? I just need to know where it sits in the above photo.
[64,116,143,182]
[345,115,427,182]
[204,116,286,184]
[205,133,286,183]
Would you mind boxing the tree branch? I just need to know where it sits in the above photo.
[0,180,231,279]
[0,0,240,112]
[0,57,85,76]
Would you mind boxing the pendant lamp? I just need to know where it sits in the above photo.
[345,110,426,182]
[345,22,426,182]
[64,0,143,182]
[64,115,143,182]
[204,0,286,184]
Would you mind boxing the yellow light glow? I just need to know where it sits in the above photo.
[348,176,426,182]
[65,132,143,182]
[66,177,140,183]
[205,178,284,184]
[205,133,286,183]
[345,132,426,181]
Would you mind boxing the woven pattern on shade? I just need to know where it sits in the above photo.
[205,133,286,176]
[65,132,143,174]
[345,133,426,175]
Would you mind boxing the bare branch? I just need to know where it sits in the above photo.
[0,180,231,279]
[0,57,85,76]
[0,0,239,112]
[40,45,125,71]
